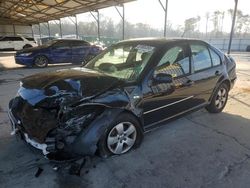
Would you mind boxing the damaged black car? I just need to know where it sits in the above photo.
[8,38,237,159]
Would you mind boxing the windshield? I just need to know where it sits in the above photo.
[85,43,155,81]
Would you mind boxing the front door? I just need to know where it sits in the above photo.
[142,42,203,129]
[13,36,24,50]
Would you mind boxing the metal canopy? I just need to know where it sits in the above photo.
[0,0,134,25]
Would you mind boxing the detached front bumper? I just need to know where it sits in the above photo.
[8,108,55,155]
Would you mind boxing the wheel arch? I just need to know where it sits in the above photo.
[33,54,50,64]
[209,77,231,102]
[23,44,32,48]
[69,106,143,156]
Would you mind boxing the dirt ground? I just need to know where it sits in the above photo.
[0,52,250,188]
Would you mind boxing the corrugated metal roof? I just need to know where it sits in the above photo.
[0,0,135,25]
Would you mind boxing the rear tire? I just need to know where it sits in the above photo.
[98,113,143,158]
[23,44,32,49]
[206,83,229,113]
[34,55,48,68]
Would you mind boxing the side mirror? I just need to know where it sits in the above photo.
[153,73,173,84]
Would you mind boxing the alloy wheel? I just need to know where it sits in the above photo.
[107,122,137,154]
[215,87,227,109]
[35,56,47,67]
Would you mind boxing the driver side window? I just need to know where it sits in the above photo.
[155,45,190,78]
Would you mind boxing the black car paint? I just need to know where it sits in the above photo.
[8,38,236,158]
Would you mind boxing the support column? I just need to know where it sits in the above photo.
[47,22,51,37]
[90,10,100,41]
[59,19,62,38]
[115,4,125,40]
[158,0,168,37]
[38,23,41,40]
[228,0,238,54]
[69,15,79,39]
[31,25,34,38]
[75,15,78,39]
[97,11,100,41]
[13,25,16,35]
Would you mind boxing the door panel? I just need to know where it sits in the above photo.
[13,37,24,50]
[143,75,203,126]
[188,65,223,102]
[142,43,201,127]
[1,37,13,49]
[51,41,72,63]
[71,41,91,63]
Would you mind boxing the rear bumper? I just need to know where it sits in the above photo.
[230,77,237,89]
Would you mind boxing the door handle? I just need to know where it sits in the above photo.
[215,70,221,76]
[183,80,194,87]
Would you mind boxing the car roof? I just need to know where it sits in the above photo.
[118,37,207,46]
[54,39,89,43]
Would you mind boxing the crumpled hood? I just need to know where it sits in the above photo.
[19,67,121,106]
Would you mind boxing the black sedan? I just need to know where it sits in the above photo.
[8,38,236,159]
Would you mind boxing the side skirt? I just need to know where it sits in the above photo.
[144,102,208,133]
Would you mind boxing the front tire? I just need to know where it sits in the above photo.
[206,83,229,113]
[98,113,143,158]
[34,55,48,68]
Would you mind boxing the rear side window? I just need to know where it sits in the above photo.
[0,37,23,41]
[155,45,190,78]
[9,37,23,41]
[81,41,90,46]
[1,37,10,41]
[209,48,221,66]
[71,41,89,49]
[53,41,70,50]
[191,44,212,72]
[25,37,35,41]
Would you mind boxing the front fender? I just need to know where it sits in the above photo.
[70,108,124,156]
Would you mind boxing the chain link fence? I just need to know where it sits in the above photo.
[204,38,250,52]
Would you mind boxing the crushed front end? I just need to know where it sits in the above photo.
[9,92,106,160]
[8,68,124,160]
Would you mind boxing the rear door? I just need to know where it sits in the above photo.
[0,37,13,50]
[71,40,91,63]
[187,41,224,102]
[51,41,72,63]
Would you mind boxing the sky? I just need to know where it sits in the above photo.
[76,0,250,33]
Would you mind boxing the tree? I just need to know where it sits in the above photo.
[228,9,250,37]
[183,16,200,37]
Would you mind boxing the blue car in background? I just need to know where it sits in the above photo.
[15,39,103,67]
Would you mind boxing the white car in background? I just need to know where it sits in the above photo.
[0,36,37,51]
